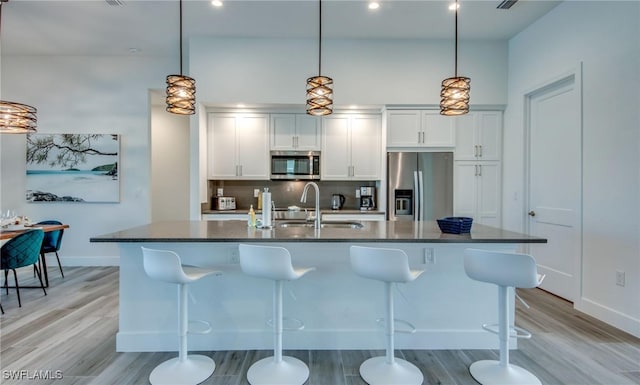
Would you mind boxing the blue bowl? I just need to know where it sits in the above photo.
[437,217,473,234]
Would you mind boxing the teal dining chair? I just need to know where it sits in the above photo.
[36,220,65,283]
[1,229,46,308]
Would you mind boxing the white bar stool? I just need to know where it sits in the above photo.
[238,244,316,385]
[349,245,425,385]
[141,247,222,385]
[463,248,544,385]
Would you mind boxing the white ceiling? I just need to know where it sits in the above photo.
[1,0,561,56]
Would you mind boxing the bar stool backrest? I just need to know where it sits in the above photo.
[141,247,193,284]
[464,248,539,289]
[350,245,416,283]
[239,244,301,281]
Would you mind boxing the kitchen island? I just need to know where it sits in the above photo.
[91,220,546,353]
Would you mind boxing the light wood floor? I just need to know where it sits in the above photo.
[1,267,639,385]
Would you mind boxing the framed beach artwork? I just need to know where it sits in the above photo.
[26,134,120,203]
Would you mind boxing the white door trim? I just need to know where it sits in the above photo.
[522,63,583,304]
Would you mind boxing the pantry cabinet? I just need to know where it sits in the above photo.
[454,161,501,228]
[454,111,502,161]
[270,114,321,151]
[207,113,269,180]
[387,110,455,148]
[322,114,381,180]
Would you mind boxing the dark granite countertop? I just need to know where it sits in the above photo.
[90,220,547,244]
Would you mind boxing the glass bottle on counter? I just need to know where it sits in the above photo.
[248,205,256,227]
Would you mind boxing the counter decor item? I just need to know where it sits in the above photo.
[437,217,473,234]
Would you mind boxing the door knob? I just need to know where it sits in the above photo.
[528,211,536,217]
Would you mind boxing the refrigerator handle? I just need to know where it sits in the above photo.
[413,171,420,221]
[418,170,425,221]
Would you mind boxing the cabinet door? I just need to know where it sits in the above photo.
[321,115,351,179]
[454,113,478,160]
[237,114,269,179]
[270,114,297,150]
[295,114,321,150]
[476,162,501,227]
[351,115,381,179]
[387,110,421,147]
[477,112,502,161]
[453,162,478,220]
[422,111,455,147]
[208,113,239,179]
[455,111,502,161]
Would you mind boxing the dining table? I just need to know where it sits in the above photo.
[1,223,70,287]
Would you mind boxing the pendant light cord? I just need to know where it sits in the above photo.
[179,0,184,75]
[454,0,459,77]
[318,0,322,76]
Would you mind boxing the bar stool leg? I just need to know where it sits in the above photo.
[246,280,309,385]
[469,286,541,385]
[358,282,423,385]
[148,283,215,385]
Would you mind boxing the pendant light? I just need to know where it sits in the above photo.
[166,0,196,115]
[0,1,37,134]
[306,0,333,116]
[440,0,470,116]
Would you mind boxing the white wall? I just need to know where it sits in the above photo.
[1,55,172,265]
[504,1,640,336]
[190,37,507,106]
[150,103,190,221]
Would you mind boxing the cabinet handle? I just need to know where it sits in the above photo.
[528,211,536,217]
[474,145,478,157]
[238,165,243,176]
[474,165,479,176]
[417,132,421,144]
[478,164,482,176]
[479,145,483,158]
[292,136,296,148]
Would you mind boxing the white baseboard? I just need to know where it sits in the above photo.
[576,297,640,338]
[58,256,120,267]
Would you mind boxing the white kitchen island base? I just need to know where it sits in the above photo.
[115,241,522,352]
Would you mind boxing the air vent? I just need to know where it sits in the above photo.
[497,0,518,9]
[105,0,125,6]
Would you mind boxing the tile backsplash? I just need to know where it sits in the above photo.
[208,180,378,211]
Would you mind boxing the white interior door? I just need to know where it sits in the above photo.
[526,72,582,302]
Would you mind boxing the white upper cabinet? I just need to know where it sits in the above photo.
[270,114,321,151]
[454,111,502,161]
[208,113,270,180]
[387,110,455,148]
[322,114,381,180]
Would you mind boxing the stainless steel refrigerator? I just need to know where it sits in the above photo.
[387,152,453,221]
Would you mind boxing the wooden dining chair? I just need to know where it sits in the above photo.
[1,229,46,308]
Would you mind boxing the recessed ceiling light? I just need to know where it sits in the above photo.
[448,3,460,11]
[368,2,380,10]
[211,0,223,7]
[128,47,141,53]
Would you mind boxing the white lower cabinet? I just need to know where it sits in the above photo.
[207,113,269,180]
[322,114,381,180]
[454,161,501,228]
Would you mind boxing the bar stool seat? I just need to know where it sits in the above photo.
[464,248,544,385]
[350,245,425,385]
[239,244,315,385]
[141,247,222,385]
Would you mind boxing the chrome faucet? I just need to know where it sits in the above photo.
[300,182,321,229]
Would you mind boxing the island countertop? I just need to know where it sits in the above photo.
[90,220,546,244]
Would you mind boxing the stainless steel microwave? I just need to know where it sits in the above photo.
[270,151,320,180]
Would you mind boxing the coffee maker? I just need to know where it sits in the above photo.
[359,186,376,211]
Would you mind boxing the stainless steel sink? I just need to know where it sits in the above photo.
[277,220,364,229]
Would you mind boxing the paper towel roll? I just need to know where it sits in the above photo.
[261,190,272,227]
